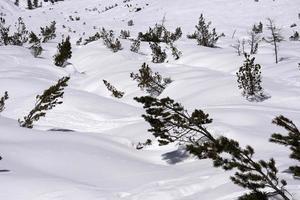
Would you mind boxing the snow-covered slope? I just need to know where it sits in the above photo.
[0,0,300,199]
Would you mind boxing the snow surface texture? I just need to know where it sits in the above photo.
[0,0,300,199]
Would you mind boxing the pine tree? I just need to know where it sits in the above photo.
[10,17,28,46]
[270,115,300,177]
[14,0,19,6]
[130,63,172,97]
[103,80,125,98]
[27,0,33,9]
[135,96,291,200]
[236,53,266,101]
[28,31,43,57]
[187,14,224,47]
[100,28,122,52]
[28,31,40,44]
[149,42,167,63]
[169,42,182,60]
[54,36,72,67]
[33,0,39,8]
[0,91,8,113]
[0,17,10,46]
[41,21,56,43]
[264,18,284,64]
[130,39,140,53]
[18,76,70,128]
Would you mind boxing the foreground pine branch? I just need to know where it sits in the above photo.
[135,95,292,200]
[271,115,300,177]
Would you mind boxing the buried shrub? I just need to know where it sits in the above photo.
[54,36,72,67]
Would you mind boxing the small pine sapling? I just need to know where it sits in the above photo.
[0,91,8,113]
[100,28,123,52]
[103,80,125,98]
[18,76,70,128]
[236,53,267,101]
[270,115,300,177]
[130,39,140,53]
[187,14,224,47]
[10,17,28,46]
[130,63,172,96]
[29,32,43,57]
[41,21,57,43]
[0,17,10,46]
[54,36,72,67]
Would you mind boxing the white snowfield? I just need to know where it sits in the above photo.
[0,0,300,199]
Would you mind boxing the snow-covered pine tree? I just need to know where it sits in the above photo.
[103,80,125,98]
[54,36,72,67]
[130,39,140,53]
[0,17,10,46]
[27,0,33,9]
[270,115,300,177]
[14,0,19,6]
[10,17,28,46]
[130,63,172,96]
[41,21,56,43]
[18,76,70,128]
[29,32,43,57]
[187,14,224,47]
[149,42,167,63]
[0,91,8,113]
[236,53,266,101]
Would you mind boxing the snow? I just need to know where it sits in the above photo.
[0,0,300,199]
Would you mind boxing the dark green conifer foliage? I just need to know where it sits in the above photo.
[29,31,40,44]
[27,0,33,9]
[14,0,19,7]
[149,42,167,63]
[0,17,10,46]
[29,31,43,57]
[33,0,39,8]
[134,96,214,146]
[41,21,56,43]
[237,53,265,101]
[130,63,172,96]
[11,17,28,46]
[270,115,300,177]
[100,28,122,52]
[54,36,72,67]
[18,76,70,129]
[135,96,291,200]
[103,80,124,98]
[0,91,8,113]
[187,14,224,47]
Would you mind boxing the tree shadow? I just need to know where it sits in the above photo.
[161,147,190,164]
